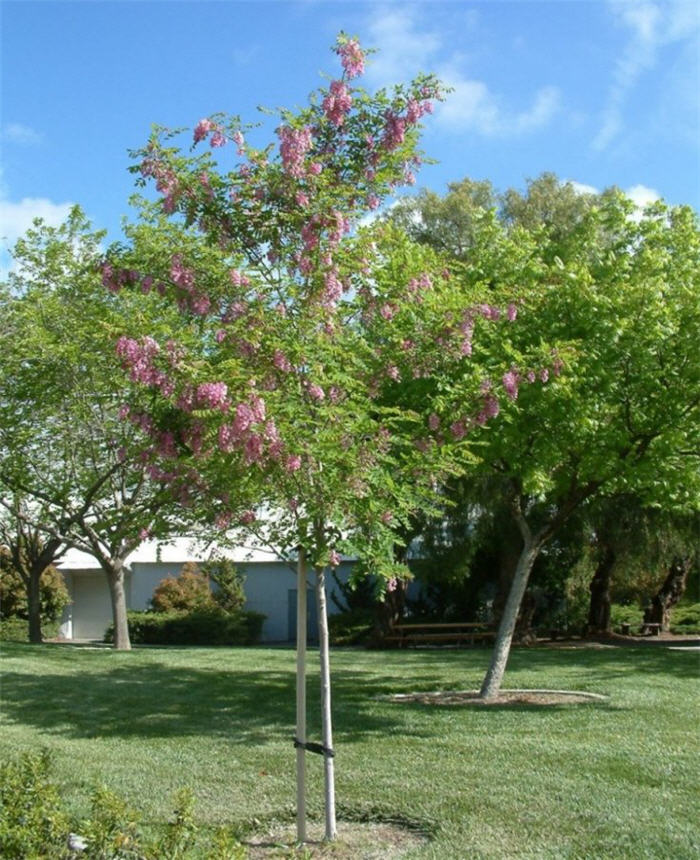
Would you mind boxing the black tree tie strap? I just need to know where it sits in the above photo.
[293,737,335,758]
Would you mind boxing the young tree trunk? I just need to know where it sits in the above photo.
[587,543,615,634]
[480,538,541,699]
[315,567,336,841]
[644,556,691,632]
[106,562,131,650]
[295,550,307,844]
[26,568,43,644]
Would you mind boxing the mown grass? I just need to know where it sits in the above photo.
[1,641,698,858]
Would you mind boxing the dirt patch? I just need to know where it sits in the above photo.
[245,821,428,858]
[381,689,608,707]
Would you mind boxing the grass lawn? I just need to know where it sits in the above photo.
[1,641,698,858]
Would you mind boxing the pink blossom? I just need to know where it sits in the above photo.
[540,368,550,383]
[118,404,130,420]
[211,131,227,147]
[484,394,500,418]
[196,381,229,411]
[308,383,325,401]
[250,394,266,423]
[240,510,256,525]
[215,513,232,530]
[367,194,380,210]
[244,434,264,464]
[379,303,396,320]
[232,130,245,152]
[273,349,292,372]
[386,577,398,593]
[278,125,313,178]
[386,365,400,381]
[329,549,341,568]
[296,191,310,207]
[322,80,353,127]
[194,118,213,143]
[450,419,468,440]
[527,370,537,383]
[502,370,519,401]
[285,454,302,473]
[428,413,440,431]
[233,402,254,434]
[138,528,151,541]
[380,511,393,525]
[308,161,323,175]
[337,37,365,79]
[218,424,237,453]
[382,111,406,151]
[507,303,518,321]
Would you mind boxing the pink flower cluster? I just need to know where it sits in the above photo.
[171,254,212,316]
[278,125,314,178]
[116,335,174,397]
[216,394,287,466]
[322,80,353,127]
[140,154,179,213]
[196,381,229,411]
[193,118,227,148]
[337,37,365,79]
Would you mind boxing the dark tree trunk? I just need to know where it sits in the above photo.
[644,556,691,632]
[26,570,43,643]
[491,518,523,623]
[587,543,615,634]
[375,578,408,635]
[106,562,131,650]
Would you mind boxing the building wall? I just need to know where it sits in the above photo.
[59,559,354,643]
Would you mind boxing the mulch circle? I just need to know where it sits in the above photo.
[380,689,608,706]
[245,821,429,858]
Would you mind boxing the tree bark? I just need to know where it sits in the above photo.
[106,562,131,650]
[587,543,615,634]
[315,567,336,841]
[26,568,43,643]
[480,538,541,699]
[644,556,691,632]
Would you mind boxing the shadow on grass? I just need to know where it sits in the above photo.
[1,642,695,745]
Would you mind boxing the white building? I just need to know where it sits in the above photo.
[56,537,353,643]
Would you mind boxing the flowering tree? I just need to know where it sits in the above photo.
[105,36,544,840]
[0,209,190,650]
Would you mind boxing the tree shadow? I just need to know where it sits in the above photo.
[1,642,695,746]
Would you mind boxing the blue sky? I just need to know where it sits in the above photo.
[1,0,699,265]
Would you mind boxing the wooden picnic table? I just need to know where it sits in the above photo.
[383,621,496,648]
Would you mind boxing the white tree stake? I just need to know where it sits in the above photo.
[296,549,307,844]
[316,567,337,841]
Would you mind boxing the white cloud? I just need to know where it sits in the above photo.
[566,178,661,220]
[594,0,700,150]
[2,122,43,145]
[0,196,75,278]
[364,7,560,138]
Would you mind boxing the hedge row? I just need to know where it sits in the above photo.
[104,608,265,646]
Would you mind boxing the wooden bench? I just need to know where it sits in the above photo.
[639,622,661,635]
[383,622,496,649]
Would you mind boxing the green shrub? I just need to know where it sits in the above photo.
[610,603,644,631]
[0,617,60,643]
[202,558,246,613]
[0,558,69,624]
[150,563,214,613]
[328,608,374,645]
[670,602,700,634]
[104,608,265,646]
[0,750,247,859]
[0,750,70,859]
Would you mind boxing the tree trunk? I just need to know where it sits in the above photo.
[644,556,691,632]
[315,567,336,841]
[295,551,307,844]
[27,568,43,644]
[106,562,131,650]
[480,539,541,700]
[587,543,615,634]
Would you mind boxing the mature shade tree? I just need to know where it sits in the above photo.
[0,209,188,649]
[393,176,700,697]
